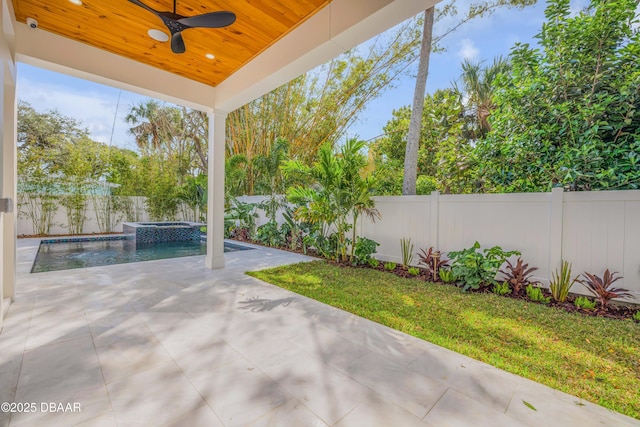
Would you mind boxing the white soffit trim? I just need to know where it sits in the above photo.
[215,0,436,112]
[14,23,215,111]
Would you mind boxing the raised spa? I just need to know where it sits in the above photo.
[122,221,205,244]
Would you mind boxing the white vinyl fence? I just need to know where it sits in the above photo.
[360,189,640,302]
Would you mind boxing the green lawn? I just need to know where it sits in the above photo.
[248,261,640,419]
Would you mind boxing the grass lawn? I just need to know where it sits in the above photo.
[248,261,640,420]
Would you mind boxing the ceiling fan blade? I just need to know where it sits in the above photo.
[171,32,186,54]
[128,0,161,17]
[178,11,236,29]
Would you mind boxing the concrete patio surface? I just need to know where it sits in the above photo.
[1,238,639,427]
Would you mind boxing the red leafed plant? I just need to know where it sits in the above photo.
[417,247,450,282]
[498,257,538,294]
[578,270,632,307]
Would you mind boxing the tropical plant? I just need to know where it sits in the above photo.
[577,270,632,307]
[454,57,510,138]
[574,296,597,311]
[303,231,338,260]
[499,257,538,294]
[526,284,550,304]
[439,268,456,283]
[408,267,421,276]
[283,139,380,263]
[549,261,578,302]
[368,258,380,268]
[178,174,207,222]
[254,222,285,247]
[448,241,520,291]
[493,281,512,296]
[225,197,258,240]
[400,238,414,267]
[282,205,304,252]
[353,237,380,266]
[384,262,397,271]
[418,246,450,282]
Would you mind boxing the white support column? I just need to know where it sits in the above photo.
[205,110,227,269]
[1,0,17,330]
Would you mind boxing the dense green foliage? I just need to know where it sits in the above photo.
[477,0,640,191]
[448,241,520,291]
[249,261,640,419]
[374,0,640,194]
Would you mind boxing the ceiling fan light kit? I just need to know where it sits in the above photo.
[147,28,169,42]
[129,0,236,54]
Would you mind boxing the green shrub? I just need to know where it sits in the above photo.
[408,267,420,276]
[255,222,286,247]
[384,262,397,271]
[550,260,577,302]
[575,296,597,310]
[439,268,456,283]
[633,311,640,323]
[448,242,520,291]
[303,232,339,260]
[367,258,380,268]
[353,237,380,265]
[493,281,512,296]
[526,284,550,304]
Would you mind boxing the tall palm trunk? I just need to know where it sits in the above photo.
[403,8,434,195]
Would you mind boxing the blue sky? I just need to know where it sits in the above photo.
[17,0,551,151]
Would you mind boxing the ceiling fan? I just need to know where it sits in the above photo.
[129,0,236,54]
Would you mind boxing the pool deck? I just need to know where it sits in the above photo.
[1,238,639,427]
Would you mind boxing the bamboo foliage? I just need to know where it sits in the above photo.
[226,17,423,195]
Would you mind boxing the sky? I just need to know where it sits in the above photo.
[16,0,552,151]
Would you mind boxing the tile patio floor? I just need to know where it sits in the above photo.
[1,238,639,427]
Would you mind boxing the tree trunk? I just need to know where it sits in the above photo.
[402,8,434,195]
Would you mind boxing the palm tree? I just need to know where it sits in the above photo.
[455,57,510,137]
[282,139,380,262]
[125,100,183,155]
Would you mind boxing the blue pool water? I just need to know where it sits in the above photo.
[31,238,252,273]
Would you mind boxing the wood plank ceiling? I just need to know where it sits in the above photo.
[12,0,331,87]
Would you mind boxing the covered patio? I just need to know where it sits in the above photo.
[1,1,639,426]
[2,240,637,426]
[0,0,430,329]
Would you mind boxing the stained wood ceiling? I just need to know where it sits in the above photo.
[12,0,331,87]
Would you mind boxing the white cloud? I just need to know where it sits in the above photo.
[457,38,479,60]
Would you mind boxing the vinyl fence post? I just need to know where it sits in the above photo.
[548,187,564,282]
[430,190,440,249]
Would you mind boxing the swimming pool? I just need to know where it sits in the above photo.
[31,237,253,273]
